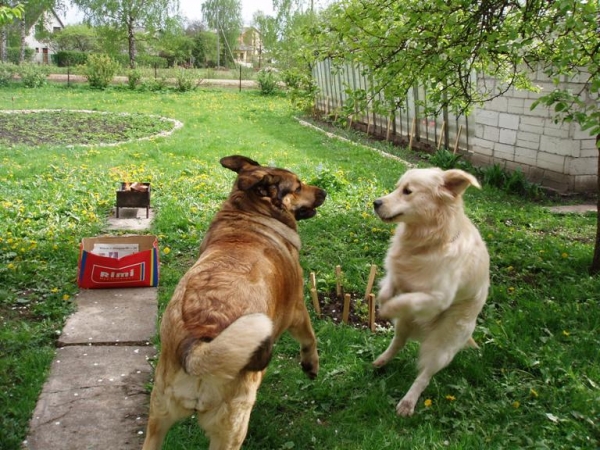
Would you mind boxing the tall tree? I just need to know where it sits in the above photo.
[251,10,277,67]
[0,0,60,63]
[22,0,67,62]
[313,0,600,274]
[201,0,241,67]
[0,3,24,26]
[0,2,23,61]
[71,0,179,68]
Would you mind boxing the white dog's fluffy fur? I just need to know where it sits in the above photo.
[373,167,490,416]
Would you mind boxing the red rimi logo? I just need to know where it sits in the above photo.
[91,262,145,284]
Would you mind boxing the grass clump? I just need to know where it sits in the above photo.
[0,83,598,449]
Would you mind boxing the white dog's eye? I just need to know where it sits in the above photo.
[402,187,412,195]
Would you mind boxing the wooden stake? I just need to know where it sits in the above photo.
[342,293,351,324]
[453,124,463,154]
[437,120,446,149]
[368,293,376,332]
[309,272,320,317]
[364,264,377,301]
[310,272,317,290]
[348,115,353,130]
[310,288,321,317]
[335,265,342,299]
[408,117,416,150]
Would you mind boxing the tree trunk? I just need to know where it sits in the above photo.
[127,16,136,68]
[0,27,7,62]
[590,132,600,275]
[19,17,25,64]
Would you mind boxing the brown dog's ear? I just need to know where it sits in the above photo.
[237,171,280,193]
[220,155,260,173]
[442,169,481,197]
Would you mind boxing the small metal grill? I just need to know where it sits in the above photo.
[116,182,151,218]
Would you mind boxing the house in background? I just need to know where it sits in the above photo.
[24,9,64,64]
[235,27,262,68]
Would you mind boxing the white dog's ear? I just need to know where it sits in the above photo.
[442,169,481,197]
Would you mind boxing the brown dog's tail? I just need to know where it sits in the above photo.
[182,313,274,379]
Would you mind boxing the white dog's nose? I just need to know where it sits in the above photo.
[373,199,383,210]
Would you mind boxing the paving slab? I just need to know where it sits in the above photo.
[107,207,155,231]
[59,288,158,346]
[24,345,155,450]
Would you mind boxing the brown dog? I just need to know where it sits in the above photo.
[142,155,326,450]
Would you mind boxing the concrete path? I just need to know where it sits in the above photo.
[547,203,597,214]
[25,209,158,450]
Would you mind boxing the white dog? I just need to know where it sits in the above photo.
[372,167,489,417]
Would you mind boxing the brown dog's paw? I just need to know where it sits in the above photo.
[301,361,318,379]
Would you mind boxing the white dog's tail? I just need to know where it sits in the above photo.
[182,313,274,379]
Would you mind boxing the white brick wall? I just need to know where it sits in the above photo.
[470,72,597,193]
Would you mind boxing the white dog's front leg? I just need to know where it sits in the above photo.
[373,320,408,368]
[376,274,395,305]
[379,291,451,321]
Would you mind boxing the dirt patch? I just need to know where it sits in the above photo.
[316,290,391,331]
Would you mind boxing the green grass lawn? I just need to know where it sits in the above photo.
[0,83,598,449]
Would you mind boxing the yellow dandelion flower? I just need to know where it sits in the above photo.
[424,399,433,407]
[512,401,520,408]
[445,395,456,402]
[508,286,515,292]
[163,247,171,255]
[8,263,15,270]
[561,252,568,258]
[530,388,538,398]
[51,287,59,293]
[62,294,70,301]
[562,330,570,336]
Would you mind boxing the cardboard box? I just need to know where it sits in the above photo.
[77,235,160,289]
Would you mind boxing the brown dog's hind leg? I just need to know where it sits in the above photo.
[142,389,193,450]
[201,372,264,450]
[288,307,319,379]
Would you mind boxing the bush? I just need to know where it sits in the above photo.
[127,68,142,90]
[175,69,197,92]
[141,76,168,92]
[257,67,279,95]
[6,48,34,64]
[0,63,17,86]
[83,54,120,89]
[52,51,88,67]
[280,68,317,112]
[18,64,49,88]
